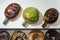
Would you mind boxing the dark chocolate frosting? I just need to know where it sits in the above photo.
[44,8,59,23]
[45,29,60,40]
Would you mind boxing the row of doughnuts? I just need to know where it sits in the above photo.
[3,3,59,28]
[0,30,60,40]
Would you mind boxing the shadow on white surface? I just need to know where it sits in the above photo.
[23,23,29,28]
[45,24,50,28]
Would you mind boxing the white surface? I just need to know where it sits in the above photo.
[0,0,60,29]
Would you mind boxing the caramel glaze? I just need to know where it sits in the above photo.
[5,3,20,19]
[28,30,44,40]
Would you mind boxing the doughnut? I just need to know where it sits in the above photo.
[28,30,44,40]
[42,8,59,28]
[0,30,10,40]
[3,3,20,25]
[45,29,60,40]
[11,31,27,40]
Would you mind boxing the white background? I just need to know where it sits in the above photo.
[0,0,60,29]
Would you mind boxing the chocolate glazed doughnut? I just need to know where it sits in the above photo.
[3,3,20,25]
[42,8,59,28]
[55,33,60,40]
[45,29,60,40]
[28,30,44,40]
[0,30,10,40]
[11,31,27,40]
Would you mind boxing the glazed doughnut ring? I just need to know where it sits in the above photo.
[28,30,44,40]
[11,31,27,40]
[0,30,10,40]
[45,29,60,40]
